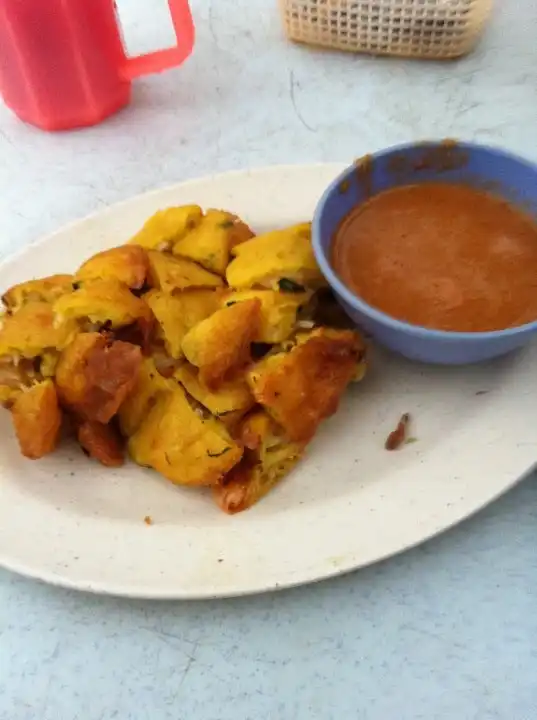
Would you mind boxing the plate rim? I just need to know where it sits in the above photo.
[0,472,528,599]
[0,162,346,268]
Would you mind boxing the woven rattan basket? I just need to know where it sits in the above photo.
[280,0,493,59]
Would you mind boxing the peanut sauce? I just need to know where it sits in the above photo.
[331,183,537,332]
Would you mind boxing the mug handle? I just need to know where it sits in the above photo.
[120,0,195,80]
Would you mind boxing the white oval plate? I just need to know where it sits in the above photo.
[0,164,535,599]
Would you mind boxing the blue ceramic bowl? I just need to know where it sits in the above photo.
[312,141,537,365]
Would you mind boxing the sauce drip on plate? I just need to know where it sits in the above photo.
[331,183,537,332]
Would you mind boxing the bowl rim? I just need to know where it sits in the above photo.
[312,140,537,341]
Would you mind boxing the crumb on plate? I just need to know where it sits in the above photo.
[385,412,411,451]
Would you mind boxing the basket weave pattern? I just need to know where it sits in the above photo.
[280,0,493,59]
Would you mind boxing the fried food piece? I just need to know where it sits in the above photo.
[128,385,243,486]
[0,354,36,384]
[0,349,61,408]
[247,327,365,443]
[144,289,220,359]
[148,345,184,379]
[55,333,99,409]
[226,214,256,250]
[81,338,141,422]
[77,420,124,467]
[214,410,304,513]
[75,245,148,290]
[234,409,277,451]
[146,251,223,293]
[226,223,324,290]
[222,289,311,343]
[214,409,248,433]
[0,354,48,407]
[0,301,77,359]
[53,279,152,334]
[117,357,173,436]
[0,385,21,408]
[214,452,302,514]
[0,356,27,387]
[55,333,142,423]
[236,410,305,464]
[173,209,240,275]
[181,298,261,388]
[2,274,74,312]
[11,380,62,459]
[175,364,254,419]
[128,206,203,251]
[39,350,60,378]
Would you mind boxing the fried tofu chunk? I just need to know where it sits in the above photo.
[11,380,62,459]
[77,420,124,467]
[75,245,148,290]
[56,333,142,423]
[146,251,223,294]
[2,274,74,312]
[55,333,100,410]
[172,209,238,275]
[53,279,152,334]
[144,289,220,359]
[117,357,173,436]
[214,410,304,513]
[247,327,365,443]
[222,289,311,343]
[128,385,243,486]
[182,298,261,388]
[175,364,254,419]
[226,223,324,290]
[0,301,77,359]
[128,206,203,251]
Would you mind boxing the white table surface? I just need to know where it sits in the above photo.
[1,1,537,718]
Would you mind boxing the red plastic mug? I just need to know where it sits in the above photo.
[0,0,195,131]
